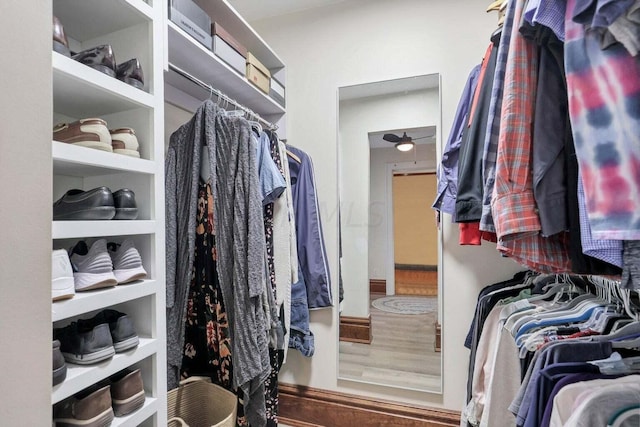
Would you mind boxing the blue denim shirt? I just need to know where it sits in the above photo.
[433,64,480,220]
[287,145,333,308]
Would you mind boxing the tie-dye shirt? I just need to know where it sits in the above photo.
[565,0,640,240]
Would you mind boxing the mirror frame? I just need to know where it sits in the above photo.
[335,73,444,394]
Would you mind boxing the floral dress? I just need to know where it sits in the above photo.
[180,180,248,426]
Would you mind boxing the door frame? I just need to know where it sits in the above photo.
[384,161,436,295]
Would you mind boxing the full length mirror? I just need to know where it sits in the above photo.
[337,74,443,393]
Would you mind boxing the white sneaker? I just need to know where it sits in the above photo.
[109,128,140,158]
[52,249,75,301]
[108,239,147,284]
[69,240,118,291]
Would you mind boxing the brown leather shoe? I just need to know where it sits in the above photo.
[53,118,113,152]
[53,16,70,57]
[110,369,145,416]
[53,384,114,427]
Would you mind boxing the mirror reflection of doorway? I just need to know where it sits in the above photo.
[392,172,438,298]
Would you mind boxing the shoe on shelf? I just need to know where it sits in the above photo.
[52,249,75,301]
[72,44,117,78]
[52,340,67,386]
[110,127,140,158]
[53,118,113,152]
[52,16,70,57]
[116,58,144,90]
[112,189,139,220]
[109,369,145,416]
[53,384,114,427]
[53,187,116,221]
[90,309,139,353]
[69,240,118,291]
[107,239,146,284]
[53,321,115,365]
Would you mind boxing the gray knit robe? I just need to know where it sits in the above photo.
[165,101,270,426]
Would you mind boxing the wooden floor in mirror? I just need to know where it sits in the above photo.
[339,294,441,392]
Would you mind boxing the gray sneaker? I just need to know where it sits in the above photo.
[54,322,115,365]
[107,239,147,284]
[92,309,139,353]
[52,339,67,386]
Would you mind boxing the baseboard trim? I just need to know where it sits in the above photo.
[339,315,371,344]
[279,383,460,427]
[370,279,386,294]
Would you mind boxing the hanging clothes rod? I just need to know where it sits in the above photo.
[168,62,277,130]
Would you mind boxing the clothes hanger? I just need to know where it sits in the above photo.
[287,149,301,163]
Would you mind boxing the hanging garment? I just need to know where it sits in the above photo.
[214,112,270,427]
[456,36,499,223]
[179,181,248,426]
[480,0,516,233]
[286,145,332,308]
[433,64,481,220]
[273,139,298,361]
[166,101,219,390]
[491,0,571,272]
[566,0,640,240]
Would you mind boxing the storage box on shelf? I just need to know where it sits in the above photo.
[246,52,270,94]
[211,22,247,77]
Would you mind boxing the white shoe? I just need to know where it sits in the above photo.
[110,128,140,158]
[108,239,147,284]
[69,240,118,291]
[52,249,75,301]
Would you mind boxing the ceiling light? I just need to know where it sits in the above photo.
[395,140,415,152]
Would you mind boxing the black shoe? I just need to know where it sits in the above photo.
[53,187,116,220]
[88,309,139,353]
[72,45,117,78]
[112,189,138,220]
[116,58,144,90]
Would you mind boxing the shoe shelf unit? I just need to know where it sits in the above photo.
[164,0,286,126]
[51,0,166,425]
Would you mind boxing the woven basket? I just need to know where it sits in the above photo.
[167,377,237,427]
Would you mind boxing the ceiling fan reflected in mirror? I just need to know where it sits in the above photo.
[382,132,432,152]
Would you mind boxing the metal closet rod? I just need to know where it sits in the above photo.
[168,62,277,130]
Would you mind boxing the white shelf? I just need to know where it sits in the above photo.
[52,280,159,323]
[52,338,158,404]
[53,52,154,118]
[193,0,284,71]
[112,396,158,427]
[53,0,153,42]
[166,22,285,117]
[53,220,157,239]
[53,141,156,177]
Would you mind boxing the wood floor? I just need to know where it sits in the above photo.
[338,295,442,392]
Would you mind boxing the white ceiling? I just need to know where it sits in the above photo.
[368,126,436,149]
[228,0,347,22]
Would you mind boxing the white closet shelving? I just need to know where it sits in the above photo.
[164,0,286,126]
[51,0,166,425]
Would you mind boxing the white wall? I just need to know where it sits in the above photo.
[252,0,523,410]
[369,146,437,281]
[339,88,436,318]
[0,3,52,425]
